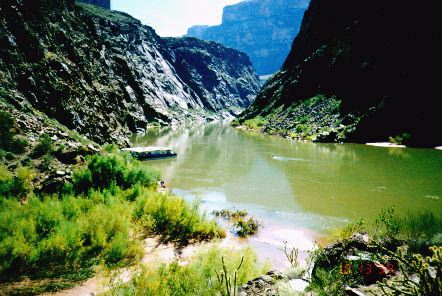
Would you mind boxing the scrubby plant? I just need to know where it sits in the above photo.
[389,133,412,145]
[213,208,260,237]
[0,165,35,200]
[0,111,28,154]
[379,246,441,295]
[32,134,53,158]
[279,241,299,268]
[307,208,442,295]
[107,246,268,296]
[233,217,259,237]
[134,192,225,243]
[212,209,248,220]
[0,111,15,150]
[70,153,160,194]
[214,256,244,296]
[0,149,225,289]
[243,116,268,130]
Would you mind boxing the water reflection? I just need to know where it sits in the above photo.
[132,123,442,229]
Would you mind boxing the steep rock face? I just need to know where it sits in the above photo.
[0,0,260,145]
[186,0,309,76]
[239,0,442,147]
[77,0,110,9]
[161,37,260,116]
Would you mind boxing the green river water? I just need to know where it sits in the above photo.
[132,123,442,268]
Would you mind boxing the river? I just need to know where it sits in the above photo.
[132,122,442,268]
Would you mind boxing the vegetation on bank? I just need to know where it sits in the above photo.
[306,207,442,295]
[213,209,260,237]
[232,95,357,143]
[106,246,269,296]
[0,146,225,292]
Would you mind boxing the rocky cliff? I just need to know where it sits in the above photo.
[161,37,260,116]
[77,0,110,9]
[186,0,309,76]
[0,0,260,146]
[238,0,442,147]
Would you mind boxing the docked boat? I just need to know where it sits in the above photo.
[121,146,177,159]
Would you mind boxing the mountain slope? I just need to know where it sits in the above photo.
[0,0,260,145]
[238,0,442,147]
[77,0,110,9]
[186,0,309,76]
[162,37,260,116]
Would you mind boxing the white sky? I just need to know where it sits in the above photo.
[112,0,243,37]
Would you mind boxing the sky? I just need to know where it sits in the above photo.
[112,0,243,37]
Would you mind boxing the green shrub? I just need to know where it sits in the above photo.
[32,134,53,158]
[0,165,35,200]
[0,193,141,279]
[0,111,14,150]
[213,208,259,237]
[134,192,225,243]
[10,136,29,154]
[233,217,259,237]
[379,246,442,295]
[5,151,14,161]
[107,246,269,296]
[212,209,247,220]
[389,133,412,145]
[230,119,240,127]
[71,153,160,194]
[243,116,268,130]
[0,150,224,285]
[0,111,28,154]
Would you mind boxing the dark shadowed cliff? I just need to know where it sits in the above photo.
[187,0,309,76]
[238,0,442,147]
[0,0,260,145]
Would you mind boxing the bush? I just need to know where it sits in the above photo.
[70,153,160,194]
[10,136,29,154]
[0,165,35,200]
[134,192,225,243]
[0,149,225,286]
[107,246,269,296]
[0,193,141,279]
[213,208,260,237]
[233,217,259,237]
[379,246,442,295]
[243,116,268,130]
[32,134,53,158]
[0,111,14,150]
[389,133,412,145]
[0,111,28,154]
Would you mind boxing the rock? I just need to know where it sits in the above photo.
[261,275,275,283]
[238,0,442,147]
[345,286,367,296]
[186,0,308,75]
[287,279,309,292]
[349,233,370,246]
[238,270,287,295]
[87,144,100,152]
[0,0,260,146]
[56,170,66,176]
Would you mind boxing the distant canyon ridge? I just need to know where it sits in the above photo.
[187,0,309,76]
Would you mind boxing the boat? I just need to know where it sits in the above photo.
[121,146,177,159]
